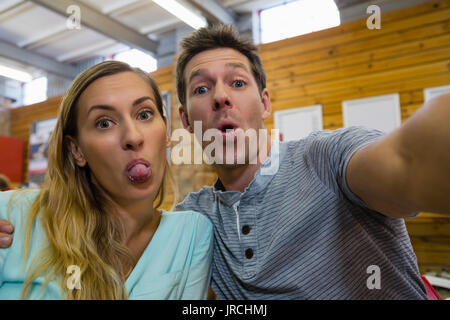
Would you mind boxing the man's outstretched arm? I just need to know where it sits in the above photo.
[347,93,450,218]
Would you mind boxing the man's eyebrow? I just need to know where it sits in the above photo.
[87,96,155,116]
[188,69,207,84]
[225,62,250,72]
[188,62,250,84]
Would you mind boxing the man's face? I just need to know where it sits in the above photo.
[180,48,271,166]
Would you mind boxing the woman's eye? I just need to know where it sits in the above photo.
[232,80,246,88]
[137,110,153,121]
[194,86,208,95]
[96,119,113,129]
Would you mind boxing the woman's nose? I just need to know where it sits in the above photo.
[122,120,144,150]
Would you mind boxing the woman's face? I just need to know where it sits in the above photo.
[69,71,170,206]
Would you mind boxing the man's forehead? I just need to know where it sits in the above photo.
[185,48,251,80]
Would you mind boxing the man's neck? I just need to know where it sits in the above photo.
[215,163,259,193]
[214,139,272,193]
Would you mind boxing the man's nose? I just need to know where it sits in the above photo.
[213,82,232,110]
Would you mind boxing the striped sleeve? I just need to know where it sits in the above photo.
[303,126,385,206]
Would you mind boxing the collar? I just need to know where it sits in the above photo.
[212,140,286,206]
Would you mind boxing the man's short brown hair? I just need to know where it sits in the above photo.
[176,24,266,109]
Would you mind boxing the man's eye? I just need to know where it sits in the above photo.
[96,119,113,129]
[137,110,153,121]
[194,86,208,95]
[232,80,246,88]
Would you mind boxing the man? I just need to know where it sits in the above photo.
[173,24,450,299]
[1,24,449,299]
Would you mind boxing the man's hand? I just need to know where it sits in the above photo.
[0,219,13,248]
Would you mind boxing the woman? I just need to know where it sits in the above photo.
[0,61,213,299]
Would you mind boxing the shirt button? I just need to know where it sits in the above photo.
[245,248,254,259]
[242,225,250,235]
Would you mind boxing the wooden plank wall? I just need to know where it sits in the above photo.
[258,0,450,275]
[261,0,450,131]
[9,0,450,274]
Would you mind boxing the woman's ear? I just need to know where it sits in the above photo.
[66,136,87,167]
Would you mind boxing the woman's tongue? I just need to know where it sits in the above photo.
[127,163,151,182]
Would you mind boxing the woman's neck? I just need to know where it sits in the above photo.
[111,197,162,277]
[112,197,160,245]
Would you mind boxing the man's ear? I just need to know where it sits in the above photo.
[261,88,272,121]
[165,132,171,148]
[66,136,87,167]
[179,106,193,133]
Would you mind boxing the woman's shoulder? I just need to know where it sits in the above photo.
[161,210,213,232]
[0,189,40,221]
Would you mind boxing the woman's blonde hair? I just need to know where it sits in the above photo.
[14,60,177,299]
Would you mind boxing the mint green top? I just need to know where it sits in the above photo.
[0,190,213,300]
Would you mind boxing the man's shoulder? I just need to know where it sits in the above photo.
[296,127,385,142]
[281,129,336,153]
[174,185,216,212]
[285,127,385,155]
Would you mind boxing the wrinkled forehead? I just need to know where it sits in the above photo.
[78,72,155,110]
[185,48,253,82]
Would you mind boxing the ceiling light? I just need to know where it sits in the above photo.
[114,49,157,73]
[0,65,32,83]
[153,0,207,30]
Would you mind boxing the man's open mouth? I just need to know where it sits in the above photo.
[217,121,239,136]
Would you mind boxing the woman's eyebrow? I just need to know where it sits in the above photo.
[87,96,155,117]
[132,96,155,107]
[87,104,115,117]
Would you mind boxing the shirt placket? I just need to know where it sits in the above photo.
[235,197,258,279]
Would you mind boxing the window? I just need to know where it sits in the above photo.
[274,105,323,141]
[113,48,157,73]
[424,85,450,102]
[260,0,340,44]
[23,77,47,106]
[342,93,401,133]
